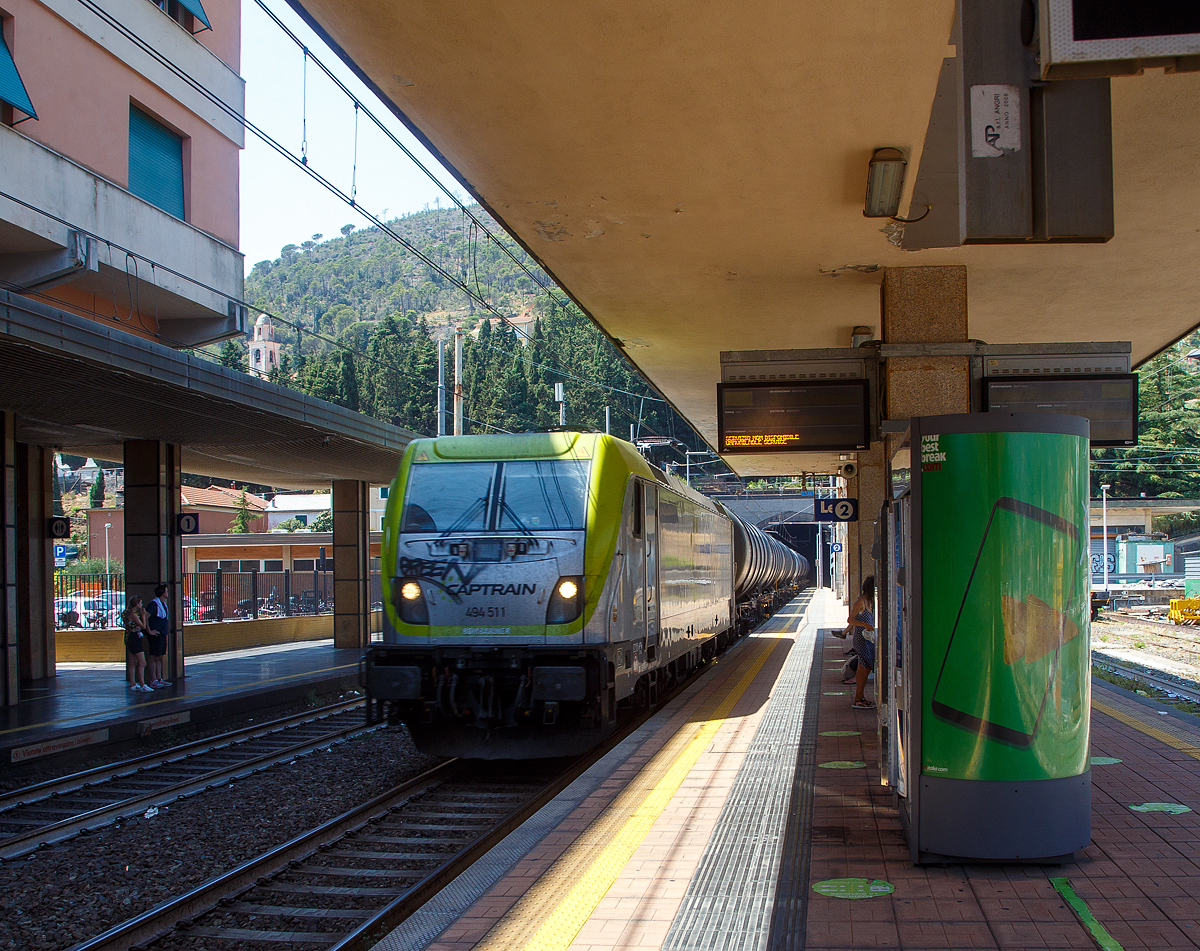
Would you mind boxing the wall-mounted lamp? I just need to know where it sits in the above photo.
[863,148,929,222]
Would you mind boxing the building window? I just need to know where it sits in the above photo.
[239,560,260,572]
[0,18,36,124]
[129,105,185,219]
[293,559,314,572]
[150,0,212,33]
[263,560,283,572]
[197,560,219,572]
[379,486,389,499]
[218,559,238,571]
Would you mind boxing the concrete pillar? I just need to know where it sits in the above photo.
[17,444,53,683]
[124,441,184,680]
[847,266,972,601]
[882,266,971,418]
[332,480,370,649]
[0,414,15,706]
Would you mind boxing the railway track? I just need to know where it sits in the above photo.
[0,700,373,861]
[68,758,570,951]
[1093,653,1200,705]
[62,604,782,951]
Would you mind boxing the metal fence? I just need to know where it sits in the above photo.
[54,570,383,628]
[54,573,126,629]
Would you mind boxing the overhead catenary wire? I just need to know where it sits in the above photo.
[71,0,669,411]
[248,0,578,318]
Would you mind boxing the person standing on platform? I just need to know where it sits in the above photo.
[847,576,876,709]
[124,595,152,692]
[146,584,172,688]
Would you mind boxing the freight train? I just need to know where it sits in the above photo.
[363,432,808,758]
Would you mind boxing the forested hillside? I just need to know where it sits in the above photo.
[1091,330,1200,501]
[237,206,703,450]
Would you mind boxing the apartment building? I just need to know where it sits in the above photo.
[0,0,245,346]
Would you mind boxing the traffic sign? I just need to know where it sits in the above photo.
[831,542,843,553]
[814,498,858,522]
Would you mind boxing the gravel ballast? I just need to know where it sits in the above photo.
[0,724,440,951]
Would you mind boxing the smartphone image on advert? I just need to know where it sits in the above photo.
[930,497,1083,749]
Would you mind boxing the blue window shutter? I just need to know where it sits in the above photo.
[128,106,185,219]
[176,0,211,31]
[0,32,36,118]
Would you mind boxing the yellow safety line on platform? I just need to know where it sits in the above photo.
[476,633,793,951]
[1092,700,1200,762]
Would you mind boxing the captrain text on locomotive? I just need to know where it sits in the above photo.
[363,432,809,758]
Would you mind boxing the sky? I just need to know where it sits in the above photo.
[238,0,465,272]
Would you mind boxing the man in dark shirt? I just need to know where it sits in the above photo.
[146,583,171,688]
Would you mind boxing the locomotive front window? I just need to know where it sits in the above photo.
[498,460,589,531]
[401,463,495,533]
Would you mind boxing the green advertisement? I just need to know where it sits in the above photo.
[920,430,1090,782]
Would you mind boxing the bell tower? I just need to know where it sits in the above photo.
[248,314,282,379]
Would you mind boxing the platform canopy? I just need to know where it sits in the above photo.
[0,292,416,488]
[288,0,1200,474]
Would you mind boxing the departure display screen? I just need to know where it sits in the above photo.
[1072,1,1200,41]
[717,379,870,453]
[982,373,1137,446]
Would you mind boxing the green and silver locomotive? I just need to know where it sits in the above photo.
[365,432,807,757]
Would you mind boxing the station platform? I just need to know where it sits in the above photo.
[1,639,367,766]
[371,589,1200,951]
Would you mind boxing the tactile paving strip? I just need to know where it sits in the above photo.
[372,611,796,951]
[371,711,679,951]
[662,615,819,951]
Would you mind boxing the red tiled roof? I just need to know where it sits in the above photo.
[179,487,268,510]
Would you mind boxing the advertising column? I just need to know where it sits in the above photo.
[912,412,1091,862]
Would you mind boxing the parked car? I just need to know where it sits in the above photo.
[54,595,122,630]
[182,595,202,623]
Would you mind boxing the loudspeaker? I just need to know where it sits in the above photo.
[839,462,858,479]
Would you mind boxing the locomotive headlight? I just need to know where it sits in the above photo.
[394,578,429,625]
[546,576,583,625]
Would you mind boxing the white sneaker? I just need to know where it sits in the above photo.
[140,684,154,692]
[128,683,139,691]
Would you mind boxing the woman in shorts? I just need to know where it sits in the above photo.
[125,595,152,693]
[847,576,876,709]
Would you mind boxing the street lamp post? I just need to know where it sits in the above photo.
[1100,484,1111,595]
[104,522,112,582]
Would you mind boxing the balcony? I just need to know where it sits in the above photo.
[0,123,245,347]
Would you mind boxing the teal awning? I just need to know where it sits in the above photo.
[0,33,36,119]
[177,0,212,31]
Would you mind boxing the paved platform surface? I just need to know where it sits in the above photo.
[1,639,365,765]
[373,589,1200,951]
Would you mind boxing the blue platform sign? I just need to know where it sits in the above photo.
[53,543,77,568]
[815,498,858,522]
[831,542,843,553]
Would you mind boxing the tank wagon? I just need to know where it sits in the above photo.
[364,432,808,758]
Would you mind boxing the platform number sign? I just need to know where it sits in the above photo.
[815,499,858,522]
[177,513,200,535]
[831,542,843,553]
